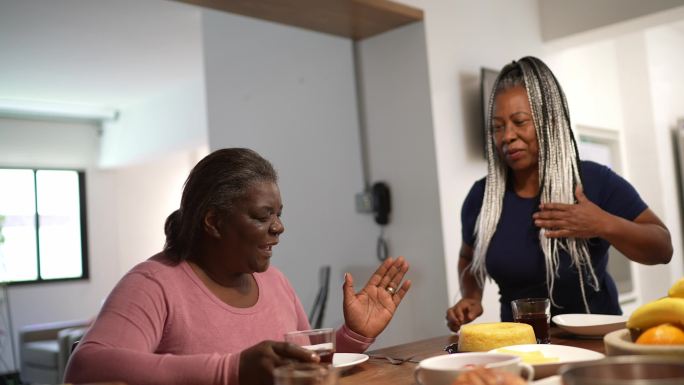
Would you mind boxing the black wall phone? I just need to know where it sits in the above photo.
[371,182,391,225]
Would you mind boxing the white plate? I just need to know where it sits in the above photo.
[532,375,561,385]
[552,314,627,337]
[488,344,604,379]
[332,353,369,369]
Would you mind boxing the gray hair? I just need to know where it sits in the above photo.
[471,56,598,312]
[164,148,278,262]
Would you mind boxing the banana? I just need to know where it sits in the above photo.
[626,297,684,330]
[669,277,684,298]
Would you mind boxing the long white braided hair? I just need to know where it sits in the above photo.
[470,56,599,312]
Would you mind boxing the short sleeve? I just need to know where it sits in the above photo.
[582,161,647,221]
[461,178,486,247]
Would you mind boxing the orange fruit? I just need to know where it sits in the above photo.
[635,323,684,345]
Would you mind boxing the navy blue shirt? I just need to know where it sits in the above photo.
[462,161,647,321]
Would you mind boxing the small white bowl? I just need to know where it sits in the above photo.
[414,353,534,385]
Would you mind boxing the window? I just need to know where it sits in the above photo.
[0,168,88,284]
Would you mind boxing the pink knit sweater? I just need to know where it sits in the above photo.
[64,253,373,385]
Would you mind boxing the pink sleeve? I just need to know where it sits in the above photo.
[66,346,239,385]
[64,271,240,385]
[335,324,375,353]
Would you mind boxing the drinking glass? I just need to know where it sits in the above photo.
[511,298,550,344]
[273,362,338,385]
[284,328,335,363]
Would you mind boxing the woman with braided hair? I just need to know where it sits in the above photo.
[446,56,672,331]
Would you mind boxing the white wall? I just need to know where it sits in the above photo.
[645,24,684,283]
[544,41,623,131]
[0,0,202,107]
[201,8,384,341]
[0,117,101,168]
[112,148,207,274]
[100,79,208,168]
[614,32,676,301]
[539,0,684,41]
[358,22,448,345]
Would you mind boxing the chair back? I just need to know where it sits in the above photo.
[308,266,331,329]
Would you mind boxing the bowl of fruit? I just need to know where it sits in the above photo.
[604,278,684,357]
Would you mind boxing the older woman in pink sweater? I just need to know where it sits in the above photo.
[64,148,411,385]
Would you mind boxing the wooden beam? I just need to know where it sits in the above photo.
[174,0,423,40]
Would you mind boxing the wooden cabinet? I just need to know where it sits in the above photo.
[174,0,423,40]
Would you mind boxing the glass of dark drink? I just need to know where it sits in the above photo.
[285,328,335,363]
[511,298,550,344]
[273,362,338,385]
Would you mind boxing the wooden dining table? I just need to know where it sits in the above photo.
[339,327,605,385]
[74,328,604,385]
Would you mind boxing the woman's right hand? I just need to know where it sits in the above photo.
[445,298,483,332]
[447,244,484,332]
[238,341,319,385]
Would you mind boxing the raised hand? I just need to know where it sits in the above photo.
[239,341,319,385]
[342,256,411,338]
[533,186,608,239]
[446,298,483,332]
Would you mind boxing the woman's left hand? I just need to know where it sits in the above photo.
[342,256,411,338]
[533,186,609,239]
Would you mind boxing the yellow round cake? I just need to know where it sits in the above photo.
[458,322,536,352]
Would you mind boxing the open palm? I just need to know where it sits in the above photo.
[342,256,411,338]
